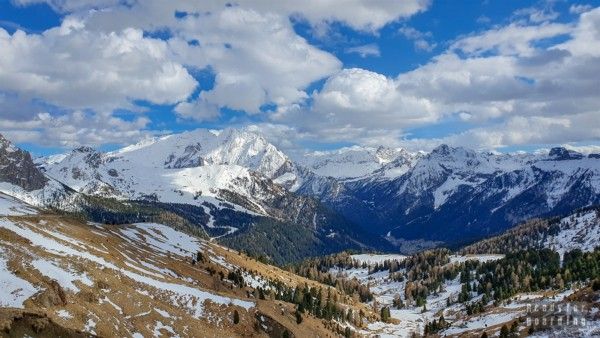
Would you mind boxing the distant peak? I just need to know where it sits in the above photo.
[430,144,453,155]
[73,146,97,153]
[548,147,583,160]
[0,134,18,153]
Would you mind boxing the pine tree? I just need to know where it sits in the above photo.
[295,309,303,324]
[499,324,509,338]
[510,321,518,334]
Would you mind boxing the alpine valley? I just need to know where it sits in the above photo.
[1,130,600,337]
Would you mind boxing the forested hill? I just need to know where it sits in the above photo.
[459,205,600,255]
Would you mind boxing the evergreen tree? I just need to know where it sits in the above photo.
[499,324,509,338]
[233,310,239,324]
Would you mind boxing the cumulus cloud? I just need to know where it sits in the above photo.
[23,0,431,32]
[272,7,600,151]
[0,19,197,111]
[14,0,430,116]
[174,7,342,115]
[4,0,600,153]
[0,110,150,147]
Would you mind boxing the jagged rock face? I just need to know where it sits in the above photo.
[548,147,584,160]
[0,134,47,191]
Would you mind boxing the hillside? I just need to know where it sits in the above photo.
[0,194,381,337]
[292,208,600,337]
[460,206,600,256]
[1,192,598,337]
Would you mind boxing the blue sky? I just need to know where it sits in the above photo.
[0,0,599,156]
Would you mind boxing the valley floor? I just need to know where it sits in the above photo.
[329,253,600,337]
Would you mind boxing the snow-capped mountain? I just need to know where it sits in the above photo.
[297,146,416,180]
[2,128,599,256]
[39,129,295,206]
[307,144,600,247]
[0,134,73,209]
[29,130,390,262]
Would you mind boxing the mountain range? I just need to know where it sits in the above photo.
[1,129,599,262]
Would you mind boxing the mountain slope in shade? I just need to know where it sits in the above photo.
[303,144,600,247]
[459,206,600,256]
[0,135,75,211]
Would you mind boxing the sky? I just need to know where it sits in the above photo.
[0,0,599,156]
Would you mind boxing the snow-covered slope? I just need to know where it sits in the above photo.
[34,130,390,261]
[297,146,416,179]
[39,129,300,216]
[544,209,600,257]
[0,192,37,216]
[0,209,376,337]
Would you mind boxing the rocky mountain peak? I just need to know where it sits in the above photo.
[0,134,48,191]
[548,147,584,160]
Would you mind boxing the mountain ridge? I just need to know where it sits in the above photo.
[3,129,600,260]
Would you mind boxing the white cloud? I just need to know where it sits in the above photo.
[562,144,600,154]
[177,7,341,114]
[272,68,438,144]
[57,3,344,116]
[398,26,437,52]
[0,110,150,147]
[12,0,128,12]
[451,22,571,57]
[345,44,380,58]
[23,0,431,32]
[174,100,220,122]
[5,1,600,153]
[569,4,593,15]
[273,7,600,150]
[476,15,491,25]
[0,20,197,111]
[514,6,559,23]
